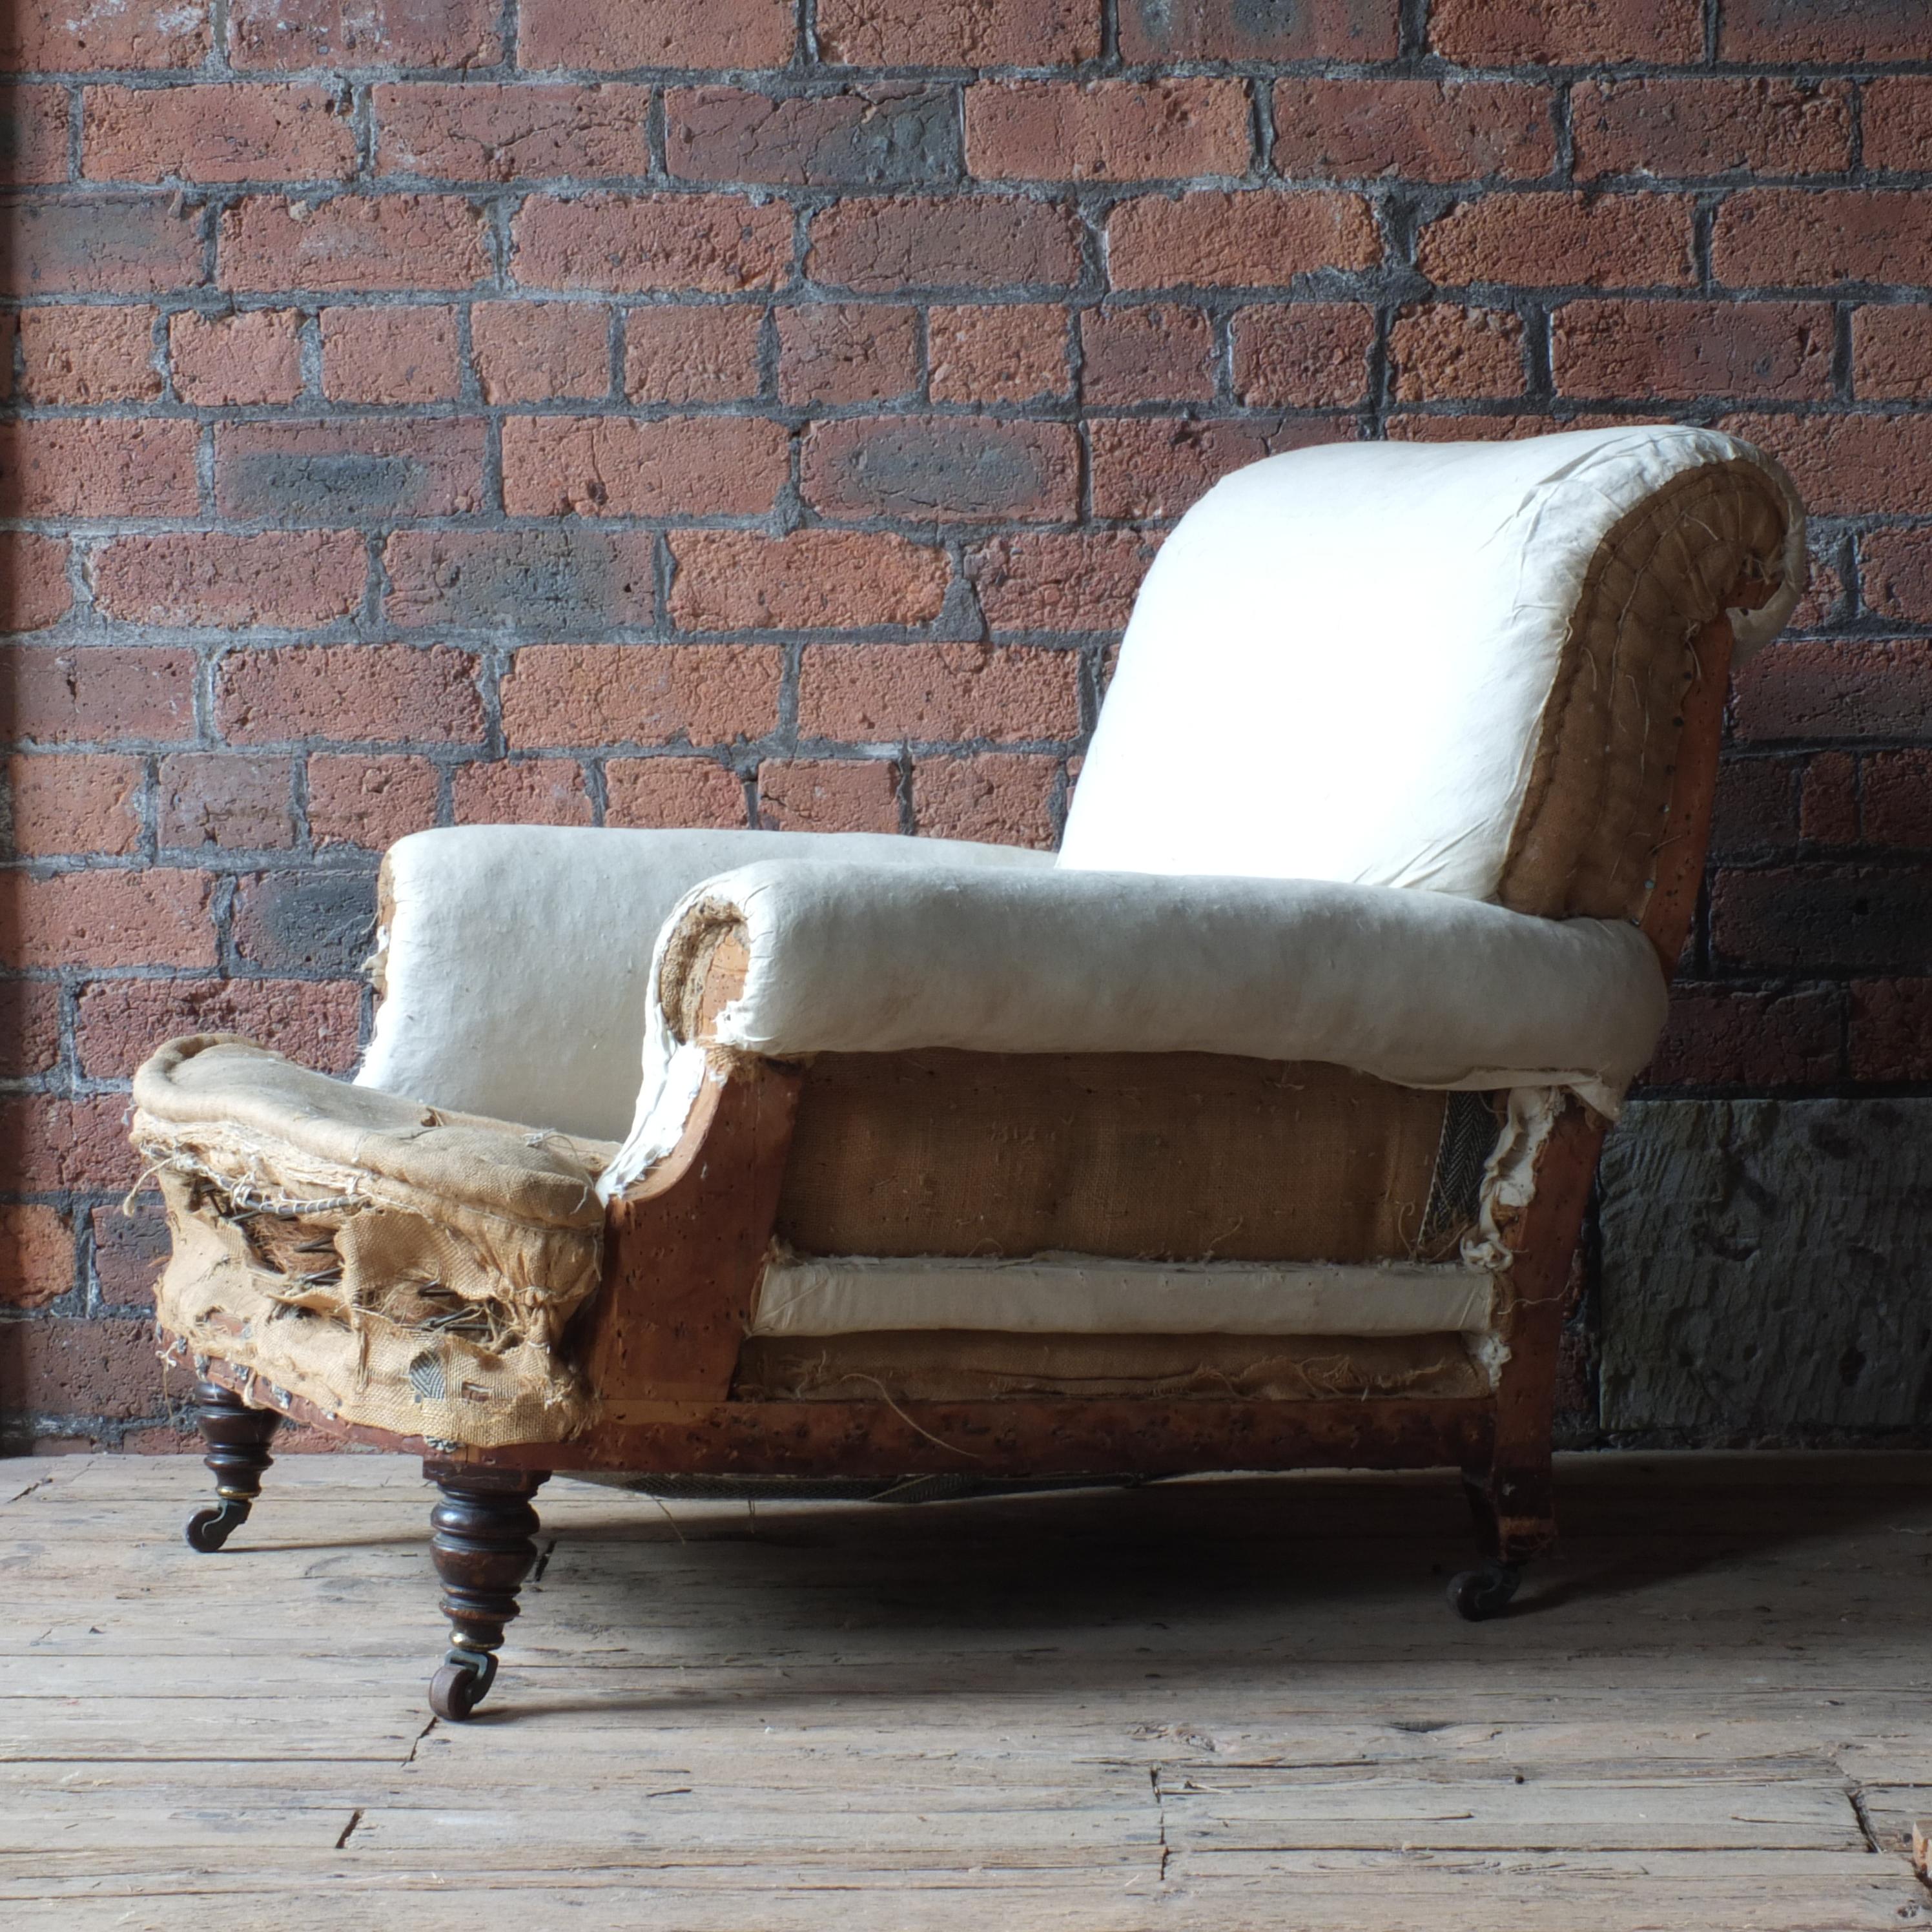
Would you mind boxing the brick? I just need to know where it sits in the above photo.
[229,0,503,69]
[1,646,194,743]
[668,85,957,187]
[1720,413,1932,519]
[473,300,612,402]
[818,0,1096,66]
[501,415,788,517]
[1,195,203,294]
[1714,865,1932,973]
[1082,303,1215,404]
[1713,192,1932,289]
[1387,304,1523,402]
[218,643,484,745]
[231,868,375,973]
[305,753,441,849]
[1723,1,1930,61]
[1641,985,1842,1089]
[519,0,794,70]
[1118,0,1395,60]
[1788,544,1847,632]
[1273,79,1554,184]
[375,83,652,182]
[77,976,362,1077]
[15,305,159,403]
[624,305,763,402]
[169,307,303,404]
[966,531,1156,633]
[1801,750,1858,845]
[0,1093,138,1191]
[913,753,1058,848]
[220,195,488,294]
[0,1205,71,1310]
[1431,0,1700,63]
[802,418,1078,522]
[969,79,1249,184]
[320,305,460,403]
[1851,980,1932,1081]
[6,753,142,857]
[1853,306,1932,402]
[776,303,918,405]
[0,420,198,517]
[1,868,214,969]
[669,529,949,631]
[756,757,901,832]
[83,83,355,183]
[94,531,367,629]
[512,193,792,294]
[799,643,1079,743]
[1231,303,1375,407]
[1418,194,1696,290]
[1552,300,1833,402]
[1709,754,1799,857]
[0,87,73,183]
[499,644,782,748]
[216,418,488,522]
[810,196,1082,293]
[1,3,209,71]
[1862,750,1932,850]
[158,752,294,850]
[91,1202,169,1306]
[0,1318,158,1421]
[0,534,70,633]
[1090,416,1346,521]
[1571,79,1853,181]
[928,304,1069,404]
[384,528,655,633]
[0,980,63,1077]
[453,759,595,826]
[1862,529,1932,624]
[1106,191,1378,291]
[1734,641,1932,743]
[604,758,746,828]
[1864,79,1932,175]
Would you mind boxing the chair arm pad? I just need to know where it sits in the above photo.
[655,861,1668,1110]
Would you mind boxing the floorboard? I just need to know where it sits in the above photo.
[3,1449,1929,1928]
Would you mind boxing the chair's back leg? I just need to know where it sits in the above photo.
[184,1379,281,1552]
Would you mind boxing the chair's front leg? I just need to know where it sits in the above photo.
[184,1378,282,1552]
[424,1461,550,1720]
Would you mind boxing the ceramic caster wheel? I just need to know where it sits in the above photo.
[428,1649,498,1721]
[184,1499,250,1553]
[1448,1561,1521,1621]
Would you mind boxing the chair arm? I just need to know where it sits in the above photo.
[358,825,1050,1142]
[652,859,1667,1108]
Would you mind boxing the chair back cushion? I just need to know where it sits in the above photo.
[1057,426,1802,919]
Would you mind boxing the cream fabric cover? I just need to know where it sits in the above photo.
[360,825,1051,1142]
[1058,426,1804,894]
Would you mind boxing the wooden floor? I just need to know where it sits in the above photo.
[3,1452,1931,1931]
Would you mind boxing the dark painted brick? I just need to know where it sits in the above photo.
[231,868,378,973]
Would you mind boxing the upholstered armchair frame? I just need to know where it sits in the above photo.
[137,427,1798,1721]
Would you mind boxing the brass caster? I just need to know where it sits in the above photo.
[1448,1561,1521,1622]
[428,1646,498,1721]
[184,1497,252,1553]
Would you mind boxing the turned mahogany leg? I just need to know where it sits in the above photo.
[183,1378,282,1552]
[1449,1457,1556,1621]
[424,1461,549,1721]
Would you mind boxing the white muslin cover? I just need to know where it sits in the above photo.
[600,860,1667,1196]
[1058,425,1804,892]
[358,825,1051,1140]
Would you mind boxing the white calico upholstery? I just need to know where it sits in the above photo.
[359,825,1049,1141]
[1058,426,1803,895]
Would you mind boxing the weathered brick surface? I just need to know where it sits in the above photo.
[4,0,1929,1443]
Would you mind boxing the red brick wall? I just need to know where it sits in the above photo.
[3,1,1929,1446]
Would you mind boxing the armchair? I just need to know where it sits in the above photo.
[130,425,1804,1720]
